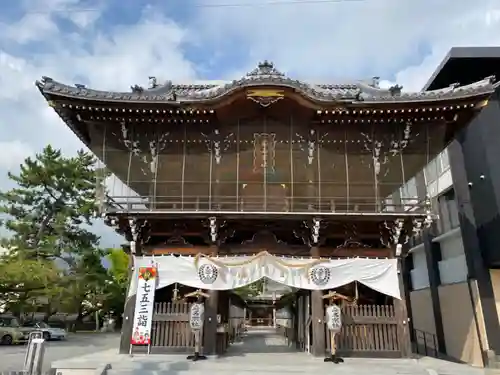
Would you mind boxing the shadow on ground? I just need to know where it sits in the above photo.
[221,327,299,358]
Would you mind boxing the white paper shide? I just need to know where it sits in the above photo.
[131,267,157,345]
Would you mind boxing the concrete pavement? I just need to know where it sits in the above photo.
[49,328,500,375]
[0,332,120,374]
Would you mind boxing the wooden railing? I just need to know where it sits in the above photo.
[104,194,429,215]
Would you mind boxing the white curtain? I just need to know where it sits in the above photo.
[130,254,401,299]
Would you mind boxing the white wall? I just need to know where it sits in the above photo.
[410,245,430,289]
[435,228,468,285]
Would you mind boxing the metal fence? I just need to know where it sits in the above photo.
[413,328,439,358]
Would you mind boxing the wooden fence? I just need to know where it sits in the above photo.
[326,304,400,357]
[151,302,197,353]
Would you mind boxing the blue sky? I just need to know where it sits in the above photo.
[0,0,500,246]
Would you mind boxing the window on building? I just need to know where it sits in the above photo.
[424,151,450,185]
[424,158,438,183]
[437,189,460,233]
[440,149,450,171]
[400,177,417,199]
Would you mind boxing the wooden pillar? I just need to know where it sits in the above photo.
[395,257,412,357]
[119,242,136,354]
[203,245,219,355]
[310,246,325,357]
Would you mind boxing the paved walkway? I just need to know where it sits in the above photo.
[52,328,500,375]
[225,326,298,354]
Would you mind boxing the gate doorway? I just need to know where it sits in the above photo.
[294,285,401,358]
[151,301,195,353]
[147,279,401,357]
[149,284,247,354]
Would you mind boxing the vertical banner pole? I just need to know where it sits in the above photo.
[129,266,157,356]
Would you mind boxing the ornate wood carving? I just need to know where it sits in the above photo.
[336,223,371,249]
[166,235,192,247]
[201,129,234,165]
[241,230,285,246]
[253,133,277,173]
[247,89,284,107]
[201,217,235,246]
[150,246,389,258]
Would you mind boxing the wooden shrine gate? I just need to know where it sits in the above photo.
[327,304,400,357]
[295,294,400,357]
[150,300,245,354]
[150,302,197,353]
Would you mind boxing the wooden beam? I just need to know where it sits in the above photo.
[150,247,214,255]
[149,246,392,258]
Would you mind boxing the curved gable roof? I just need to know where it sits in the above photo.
[36,61,499,105]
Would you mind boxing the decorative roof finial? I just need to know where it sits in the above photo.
[149,76,158,89]
[246,61,285,79]
[389,84,403,96]
[258,60,274,71]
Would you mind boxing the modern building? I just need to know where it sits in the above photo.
[405,47,500,368]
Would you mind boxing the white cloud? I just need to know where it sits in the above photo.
[191,0,500,90]
[0,140,33,170]
[0,0,499,246]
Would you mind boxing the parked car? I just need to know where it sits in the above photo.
[0,316,28,345]
[21,321,67,341]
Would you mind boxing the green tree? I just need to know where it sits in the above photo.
[101,248,130,319]
[60,251,109,326]
[0,145,101,262]
[0,145,108,319]
[233,279,265,299]
[0,253,62,318]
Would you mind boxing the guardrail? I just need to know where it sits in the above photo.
[102,195,429,215]
[413,328,439,358]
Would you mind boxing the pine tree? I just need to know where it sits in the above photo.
[0,145,101,262]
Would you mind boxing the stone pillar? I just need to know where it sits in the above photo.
[310,245,325,357]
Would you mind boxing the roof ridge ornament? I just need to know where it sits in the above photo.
[246,60,285,79]
[389,84,403,96]
[149,76,159,89]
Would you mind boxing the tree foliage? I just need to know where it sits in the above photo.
[0,145,123,323]
[233,279,265,299]
[101,248,130,318]
[0,145,100,261]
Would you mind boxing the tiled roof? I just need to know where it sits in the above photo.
[36,60,499,105]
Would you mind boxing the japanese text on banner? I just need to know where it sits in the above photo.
[131,267,157,345]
